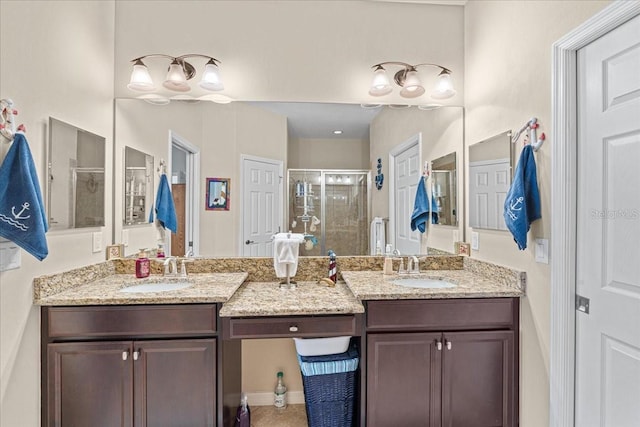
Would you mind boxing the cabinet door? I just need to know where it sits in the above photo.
[134,339,216,427]
[367,333,441,427]
[47,341,133,427]
[441,331,515,427]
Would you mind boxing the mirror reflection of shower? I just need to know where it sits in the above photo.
[48,118,106,229]
[287,169,370,256]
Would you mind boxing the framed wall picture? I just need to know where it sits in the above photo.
[206,177,230,211]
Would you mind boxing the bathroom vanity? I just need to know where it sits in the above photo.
[34,256,524,427]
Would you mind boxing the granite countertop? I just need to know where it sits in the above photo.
[34,272,248,306]
[341,269,525,300]
[219,281,365,317]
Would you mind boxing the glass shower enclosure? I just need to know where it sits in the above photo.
[287,169,371,256]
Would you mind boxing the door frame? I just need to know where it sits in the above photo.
[169,131,200,256]
[239,154,284,256]
[549,2,640,426]
[388,133,422,251]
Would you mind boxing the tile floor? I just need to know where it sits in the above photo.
[250,404,308,426]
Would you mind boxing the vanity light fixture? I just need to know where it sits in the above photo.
[368,62,456,100]
[127,54,224,94]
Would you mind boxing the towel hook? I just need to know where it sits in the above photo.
[423,161,431,177]
[511,117,545,152]
[157,159,167,176]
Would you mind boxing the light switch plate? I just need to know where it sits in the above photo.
[535,238,549,264]
[122,229,129,247]
[0,240,21,271]
[92,232,102,253]
[471,232,479,251]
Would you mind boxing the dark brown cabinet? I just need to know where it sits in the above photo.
[47,339,215,427]
[365,298,519,427]
[42,305,226,427]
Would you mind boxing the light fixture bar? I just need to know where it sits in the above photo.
[368,61,455,100]
[128,53,224,95]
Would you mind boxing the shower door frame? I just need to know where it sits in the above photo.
[287,169,372,256]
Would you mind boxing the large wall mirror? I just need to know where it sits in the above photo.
[47,117,105,229]
[468,130,512,231]
[113,100,463,257]
[123,146,154,226]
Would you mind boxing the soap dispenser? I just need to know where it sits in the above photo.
[135,249,150,278]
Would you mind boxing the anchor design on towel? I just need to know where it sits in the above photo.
[506,196,524,221]
[12,202,31,220]
[0,201,31,231]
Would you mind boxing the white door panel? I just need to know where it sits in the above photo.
[576,14,640,427]
[242,157,282,257]
[469,159,510,230]
[394,141,420,254]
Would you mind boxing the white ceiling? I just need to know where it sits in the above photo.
[250,102,382,140]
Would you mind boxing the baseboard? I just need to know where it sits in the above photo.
[246,391,305,406]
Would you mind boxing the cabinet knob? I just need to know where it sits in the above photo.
[436,341,443,351]
[289,326,299,332]
[122,351,128,361]
[445,340,452,350]
[133,350,140,361]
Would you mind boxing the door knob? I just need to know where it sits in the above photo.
[245,240,255,245]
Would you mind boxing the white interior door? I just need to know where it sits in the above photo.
[241,156,282,256]
[468,159,510,230]
[393,141,421,255]
[576,14,640,427]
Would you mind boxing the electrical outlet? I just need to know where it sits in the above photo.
[92,232,102,253]
[471,232,479,251]
[122,229,129,247]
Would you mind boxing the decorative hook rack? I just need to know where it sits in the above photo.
[0,98,26,141]
[511,117,545,152]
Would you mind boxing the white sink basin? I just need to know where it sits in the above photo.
[293,336,351,356]
[120,281,193,293]
[392,277,457,289]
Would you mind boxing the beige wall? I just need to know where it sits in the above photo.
[370,107,464,253]
[463,1,610,426]
[0,1,115,425]
[289,137,369,170]
[113,1,464,106]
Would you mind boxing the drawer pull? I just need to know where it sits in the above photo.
[436,341,442,351]
[122,351,128,361]
[133,350,140,361]
[445,340,452,350]
[289,326,299,332]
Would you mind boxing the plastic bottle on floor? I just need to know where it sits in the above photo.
[274,371,287,411]
[234,392,250,427]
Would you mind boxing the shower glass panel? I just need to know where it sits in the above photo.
[287,169,370,256]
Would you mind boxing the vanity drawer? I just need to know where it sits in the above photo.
[366,298,517,331]
[45,304,217,339]
[223,314,361,339]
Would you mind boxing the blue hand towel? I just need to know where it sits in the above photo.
[0,133,49,260]
[411,177,430,233]
[504,145,541,250]
[149,174,177,233]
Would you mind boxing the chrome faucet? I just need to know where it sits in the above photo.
[163,257,178,276]
[409,256,420,274]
